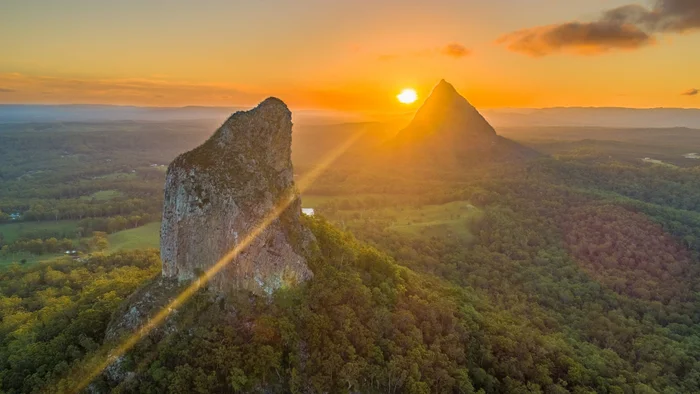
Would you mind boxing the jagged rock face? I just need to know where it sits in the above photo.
[161,97,314,294]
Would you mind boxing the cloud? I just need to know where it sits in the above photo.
[441,43,471,58]
[499,0,700,56]
[682,88,699,96]
[379,43,471,61]
[498,21,653,56]
[0,73,261,106]
[0,73,384,110]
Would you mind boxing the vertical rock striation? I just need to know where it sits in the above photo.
[160,97,314,294]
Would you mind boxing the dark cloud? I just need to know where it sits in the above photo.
[648,0,700,33]
[682,88,699,96]
[498,21,653,56]
[441,43,471,58]
[0,88,15,93]
[499,0,700,56]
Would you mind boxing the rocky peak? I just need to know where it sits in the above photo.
[387,79,538,166]
[160,97,314,295]
[402,79,497,145]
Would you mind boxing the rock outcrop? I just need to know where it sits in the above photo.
[160,97,314,294]
[395,79,498,149]
[391,80,538,165]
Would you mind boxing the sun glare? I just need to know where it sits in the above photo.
[397,88,418,104]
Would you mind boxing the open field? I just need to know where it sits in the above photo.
[0,220,79,243]
[300,194,337,208]
[96,172,138,180]
[301,193,401,209]
[0,252,65,269]
[82,189,124,201]
[300,194,482,239]
[386,201,480,238]
[0,221,161,269]
[108,221,161,252]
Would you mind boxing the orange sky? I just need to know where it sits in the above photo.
[1,0,698,113]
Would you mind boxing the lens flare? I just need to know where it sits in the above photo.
[69,127,367,393]
[397,88,418,104]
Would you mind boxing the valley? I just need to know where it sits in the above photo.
[2,89,700,393]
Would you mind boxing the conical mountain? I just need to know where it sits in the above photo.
[395,80,497,147]
[391,80,537,165]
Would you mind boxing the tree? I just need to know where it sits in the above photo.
[228,368,248,392]
[26,239,45,255]
[45,238,59,253]
[59,238,74,251]
[90,231,110,252]
[129,215,142,228]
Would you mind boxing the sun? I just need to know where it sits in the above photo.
[397,88,418,104]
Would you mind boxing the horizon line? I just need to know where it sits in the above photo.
[1,102,700,112]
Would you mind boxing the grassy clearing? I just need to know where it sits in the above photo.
[0,220,79,243]
[96,172,138,180]
[0,221,161,270]
[386,201,481,239]
[0,252,66,269]
[302,194,481,239]
[301,193,390,208]
[329,200,481,240]
[108,221,161,252]
[641,158,677,167]
[300,195,337,208]
[81,189,124,201]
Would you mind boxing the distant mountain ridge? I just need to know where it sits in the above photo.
[482,107,700,129]
[0,104,363,125]
[3,103,700,128]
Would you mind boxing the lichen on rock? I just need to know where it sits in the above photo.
[160,97,314,294]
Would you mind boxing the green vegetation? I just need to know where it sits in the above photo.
[318,198,481,239]
[0,220,78,244]
[107,222,161,252]
[82,190,124,201]
[0,252,65,270]
[299,194,336,208]
[0,250,161,393]
[2,120,700,393]
[94,172,138,181]
[386,200,479,238]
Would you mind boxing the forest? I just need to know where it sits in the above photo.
[1,121,700,393]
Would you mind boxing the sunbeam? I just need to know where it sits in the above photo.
[69,126,367,393]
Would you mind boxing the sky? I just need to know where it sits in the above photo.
[0,0,698,113]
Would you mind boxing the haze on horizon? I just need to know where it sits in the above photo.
[1,0,699,113]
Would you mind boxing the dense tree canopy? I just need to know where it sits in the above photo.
[2,121,700,393]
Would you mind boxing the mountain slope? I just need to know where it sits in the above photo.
[390,80,537,166]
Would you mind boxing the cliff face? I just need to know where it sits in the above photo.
[160,97,314,294]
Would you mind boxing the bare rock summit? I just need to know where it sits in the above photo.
[161,97,314,294]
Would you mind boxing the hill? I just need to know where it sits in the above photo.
[389,80,537,167]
